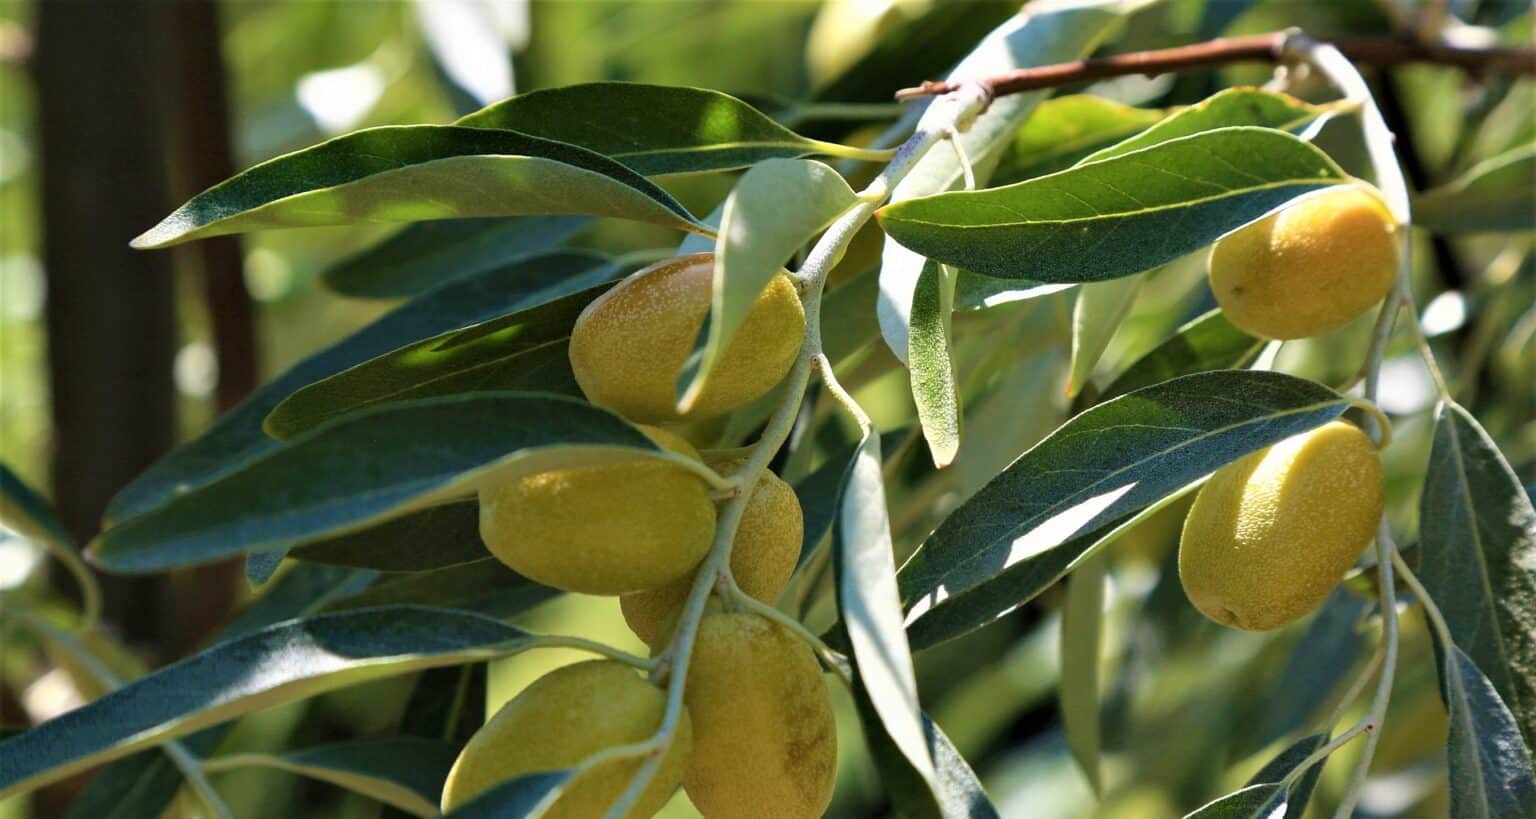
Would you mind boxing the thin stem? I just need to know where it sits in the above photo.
[4,606,234,819]
[1334,524,1402,819]
[601,81,993,819]
[40,535,101,633]
[533,635,660,672]
[725,585,846,679]
[895,32,1536,100]
[1391,549,1457,652]
[1280,720,1372,790]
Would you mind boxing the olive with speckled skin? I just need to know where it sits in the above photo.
[569,253,805,424]
[1178,421,1384,631]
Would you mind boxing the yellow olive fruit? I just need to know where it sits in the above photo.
[681,612,836,819]
[1178,421,1384,631]
[478,425,715,595]
[440,660,691,817]
[569,253,806,424]
[621,457,803,649]
[1208,185,1398,340]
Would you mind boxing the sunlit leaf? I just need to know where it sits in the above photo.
[133,127,707,248]
[901,371,1349,649]
[1081,87,1343,164]
[909,260,961,467]
[878,128,1347,283]
[1068,276,1142,398]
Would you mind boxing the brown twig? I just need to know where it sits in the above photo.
[894,32,1536,100]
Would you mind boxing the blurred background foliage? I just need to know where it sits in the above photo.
[0,0,1531,817]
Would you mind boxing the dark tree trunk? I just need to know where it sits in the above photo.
[34,0,179,644]
[155,0,255,656]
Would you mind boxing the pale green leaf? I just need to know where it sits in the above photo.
[994,94,1165,183]
[1082,87,1344,164]
[909,261,961,467]
[204,738,458,818]
[1416,144,1536,234]
[1061,554,1105,794]
[677,159,853,411]
[1068,276,1143,397]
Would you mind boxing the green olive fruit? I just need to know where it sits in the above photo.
[1178,421,1384,631]
[569,253,805,424]
[621,456,803,649]
[478,425,715,595]
[681,612,836,819]
[440,660,691,817]
[1209,185,1398,340]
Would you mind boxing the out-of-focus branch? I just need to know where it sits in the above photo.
[895,32,1536,100]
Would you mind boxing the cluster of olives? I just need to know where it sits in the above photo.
[445,253,837,818]
[1180,185,1397,630]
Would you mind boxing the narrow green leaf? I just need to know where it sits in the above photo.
[0,463,68,545]
[847,668,1000,819]
[1435,638,1536,818]
[1081,87,1344,164]
[834,432,939,796]
[994,94,1165,183]
[1068,276,1142,398]
[205,738,458,818]
[0,607,533,799]
[1419,400,1536,747]
[265,279,617,439]
[1416,144,1536,234]
[324,562,557,619]
[1184,733,1328,818]
[1091,310,1263,405]
[877,128,1347,282]
[1183,784,1282,818]
[321,216,590,299]
[794,441,860,567]
[92,394,678,572]
[678,159,854,411]
[290,501,486,572]
[62,564,371,819]
[910,261,961,467]
[876,0,1138,359]
[442,771,572,818]
[900,370,1348,649]
[457,82,871,175]
[132,126,706,249]
[1060,554,1105,794]
[108,250,618,524]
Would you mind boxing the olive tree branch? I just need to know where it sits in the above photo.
[895,31,1536,100]
[600,82,993,819]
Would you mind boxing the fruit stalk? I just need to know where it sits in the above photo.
[602,82,993,819]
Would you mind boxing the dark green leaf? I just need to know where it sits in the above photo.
[206,737,458,817]
[321,217,590,299]
[1419,400,1536,747]
[290,501,487,572]
[108,250,618,524]
[1183,785,1283,818]
[457,82,869,175]
[1184,733,1327,818]
[794,441,860,567]
[910,260,961,467]
[92,394,675,572]
[265,280,616,439]
[1435,637,1536,818]
[1081,87,1343,164]
[324,562,557,619]
[132,126,706,248]
[397,663,487,747]
[442,771,572,818]
[0,607,533,799]
[0,462,68,545]
[1253,591,1367,755]
[1091,310,1264,406]
[1247,733,1329,814]
[877,128,1347,282]
[901,371,1348,649]
[1415,143,1536,234]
